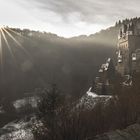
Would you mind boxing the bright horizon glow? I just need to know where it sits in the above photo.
[0,24,113,38]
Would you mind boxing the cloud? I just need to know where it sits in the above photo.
[18,0,140,24]
[1,0,140,37]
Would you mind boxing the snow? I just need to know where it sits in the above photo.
[13,96,39,109]
[86,87,97,97]
[107,58,111,62]
[132,53,137,61]
[0,129,33,140]
[78,87,113,110]
[87,91,112,98]
[99,69,103,73]
[86,87,112,98]
[0,120,34,140]
[99,58,111,72]
[87,91,98,98]
[118,59,122,63]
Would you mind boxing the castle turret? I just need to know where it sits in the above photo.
[116,20,140,76]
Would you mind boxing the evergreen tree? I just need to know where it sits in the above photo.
[37,84,65,140]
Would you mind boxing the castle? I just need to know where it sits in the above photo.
[91,58,115,95]
[116,19,140,75]
[90,19,140,95]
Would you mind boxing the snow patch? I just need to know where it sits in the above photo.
[86,87,98,98]
[86,87,112,98]
[0,120,34,140]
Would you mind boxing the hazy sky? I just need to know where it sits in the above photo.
[0,0,140,37]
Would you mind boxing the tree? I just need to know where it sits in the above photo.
[36,84,65,140]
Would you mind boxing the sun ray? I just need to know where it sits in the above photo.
[6,27,32,43]
[1,28,17,64]
[0,29,3,70]
[3,28,22,47]
[6,27,22,37]
[3,28,30,56]
[6,27,31,50]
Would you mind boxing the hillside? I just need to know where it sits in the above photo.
[1,18,140,138]
[0,25,119,101]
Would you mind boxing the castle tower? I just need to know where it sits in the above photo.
[116,19,140,76]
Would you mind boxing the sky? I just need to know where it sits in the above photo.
[0,0,140,37]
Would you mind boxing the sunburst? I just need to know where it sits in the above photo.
[0,26,30,70]
[0,30,3,69]
[6,27,22,37]
[0,26,47,86]
[1,28,16,60]
[3,27,29,55]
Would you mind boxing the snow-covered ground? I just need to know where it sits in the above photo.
[13,96,39,110]
[0,88,113,139]
[86,87,112,98]
[0,120,34,140]
[78,87,112,109]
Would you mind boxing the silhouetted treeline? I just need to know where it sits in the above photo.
[115,17,140,27]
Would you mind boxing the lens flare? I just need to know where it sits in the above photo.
[0,27,46,85]
[0,29,3,70]
[0,27,32,70]
[1,28,17,63]
[3,27,31,57]
[7,27,22,37]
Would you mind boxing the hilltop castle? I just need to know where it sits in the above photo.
[116,19,140,75]
[90,19,140,95]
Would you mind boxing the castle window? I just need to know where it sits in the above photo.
[118,59,122,63]
[132,53,136,61]
[118,50,123,63]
